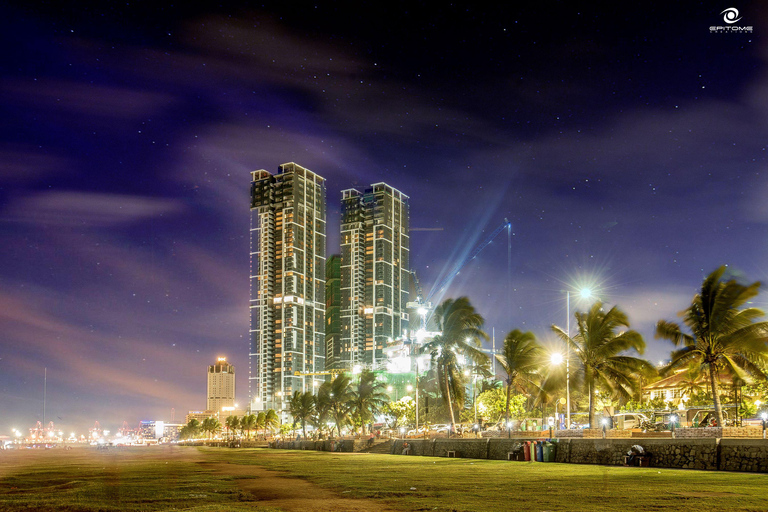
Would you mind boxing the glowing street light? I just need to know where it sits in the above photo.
[564,287,594,428]
[761,412,768,439]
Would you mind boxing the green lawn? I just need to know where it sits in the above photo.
[205,447,768,512]
[1,446,768,511]
[0,447,262,511]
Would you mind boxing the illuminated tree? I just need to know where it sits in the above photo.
[288,391,316,438]
[201,417,221,439]
[350,370,389,434]
[553,302,653,428]
[317,374,352,437]
[495,329,545,425]
[656,266,768,426]
[240,414,256,440]
[225,415,240,440]
[423,297,489,426]
[179,419,201,440]
[383,397,415,428]
[264,409,280,438]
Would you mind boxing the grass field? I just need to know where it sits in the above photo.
[1,446,768,511]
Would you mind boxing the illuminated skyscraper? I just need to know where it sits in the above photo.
[340,183,409,370]
[207,357,235,412]
[249,163,326,419]
[324,254,342,370]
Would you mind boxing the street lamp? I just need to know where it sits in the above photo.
[550,352,564,429]
[565,288,593,428]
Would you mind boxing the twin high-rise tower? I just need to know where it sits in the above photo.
[339,185,410,369]
[248,163,409,418]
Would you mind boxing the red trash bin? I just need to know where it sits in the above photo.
[523,441,531,461]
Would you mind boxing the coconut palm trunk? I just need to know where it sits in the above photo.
[709,364,724,426]
[505,382,512,425]
[445,372,456,426]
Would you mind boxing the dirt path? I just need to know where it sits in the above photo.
[0,446,399,511]
[210,461,400,511]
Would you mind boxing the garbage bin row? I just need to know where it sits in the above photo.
[520,440,557,462]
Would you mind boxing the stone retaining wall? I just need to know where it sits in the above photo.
[269,435,768,473]
[720,439,768,472]
[268,439,366,452]
[554,438,719,469]
[388,437,768,473]
[675,426,763,438]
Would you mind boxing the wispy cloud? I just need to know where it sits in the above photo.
[2,192,187,227]
[2,79,176,120]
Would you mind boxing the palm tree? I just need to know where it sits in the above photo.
[225,415,240,440]
[252,412,265,439]
[350,370,389,434]
[289,391,316,438]
[423,297,489,426]
[240,414,256,440]
[200,417,222,439]
[677,363,706,402]
[495,329,546,426]
[314,386,332,435]
[180,418,201,440]
[264,409,280,438]
[552,301,654,428]
[656,266,768,426]
[319,374,352,437]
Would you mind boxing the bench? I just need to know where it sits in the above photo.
[446,450,458,458]
[623,454,652,467]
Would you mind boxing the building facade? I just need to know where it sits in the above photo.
[249,163,326,419]
[340,183,409,370]
[207,357,235,412]
[325,254,342,370]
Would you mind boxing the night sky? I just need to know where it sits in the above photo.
[2,1,767,435]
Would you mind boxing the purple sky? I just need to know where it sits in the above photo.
[2,2,768,435]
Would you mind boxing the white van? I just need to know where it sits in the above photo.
[612,413,650,430]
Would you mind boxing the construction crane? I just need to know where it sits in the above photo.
[427,218,512,301]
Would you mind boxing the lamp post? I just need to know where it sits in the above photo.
[670,414,678,439]
[565,288,592,429]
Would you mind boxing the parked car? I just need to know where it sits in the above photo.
[612,413,650,430]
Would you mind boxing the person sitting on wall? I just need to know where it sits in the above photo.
[625,444,645,466]
[402,441,411,455]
